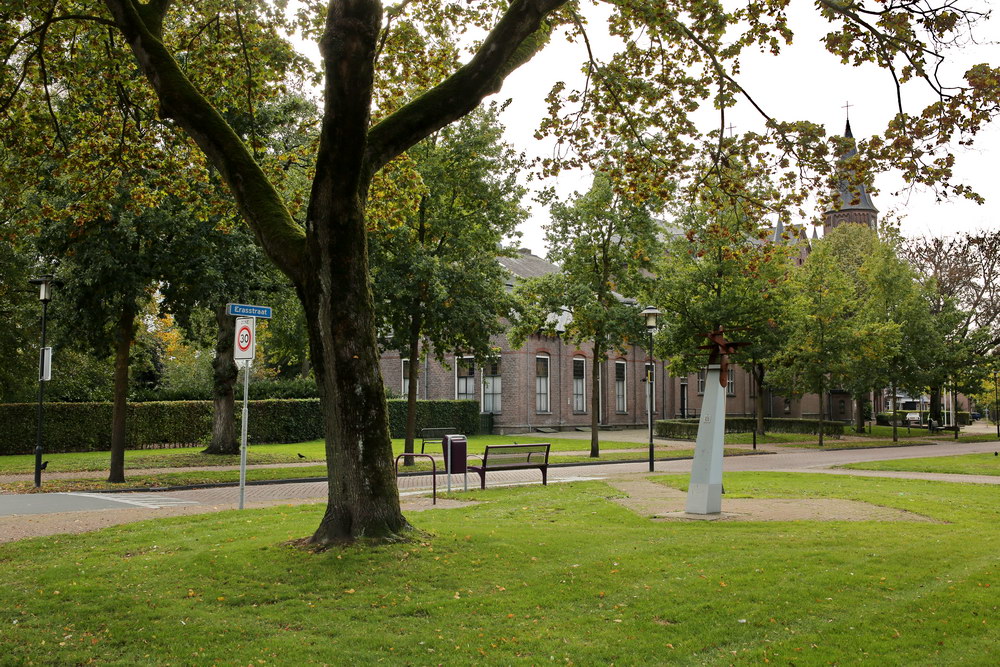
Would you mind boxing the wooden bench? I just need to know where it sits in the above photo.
[420,427,458,453]
[467,443,550,489]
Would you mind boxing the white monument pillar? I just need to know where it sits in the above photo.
[686,363,726,514]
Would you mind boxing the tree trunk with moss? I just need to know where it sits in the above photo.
[204,305,239,455]
[590,353,602,457]
[853,391,866,434]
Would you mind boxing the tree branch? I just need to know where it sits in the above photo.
[101,0,306,284]
[363,0,566,182]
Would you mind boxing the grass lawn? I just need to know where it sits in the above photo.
[931,434,1000,444]
[840,452,1000,476]
[2,473,998,664]
[776,439,937,450]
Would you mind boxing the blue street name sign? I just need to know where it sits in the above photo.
[226,303,273,319]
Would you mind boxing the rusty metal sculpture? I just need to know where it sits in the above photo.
[697,327,749,387]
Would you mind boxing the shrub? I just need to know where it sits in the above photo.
[655,416,844,440]
[386,399,481,437]
[0,398,483,455]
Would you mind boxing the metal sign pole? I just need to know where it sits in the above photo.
[446,438,452,494]
[239,357,250,509]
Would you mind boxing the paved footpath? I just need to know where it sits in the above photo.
[1,428,997,544]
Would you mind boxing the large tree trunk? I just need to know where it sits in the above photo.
[402,319,422,466]
[853,391,866,434]
[590,354,601,457]
[108,301,137,483]
[203,305,239,455]
[300,194,408,544]
[929,385,942,423]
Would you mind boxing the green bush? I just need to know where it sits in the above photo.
[131,376,321,402]
[0,398,483,455]
[655,416,844,440]
[386,399,481,437]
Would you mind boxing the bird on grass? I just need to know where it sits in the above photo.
[39,461,49,470]
[297,453,306,459]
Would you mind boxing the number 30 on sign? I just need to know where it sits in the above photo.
[234,317,255,362]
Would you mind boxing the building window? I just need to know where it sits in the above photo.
[697,370,706,395]
[401,359,410,396]
[839,399,846,415]
[573,357,586,412]
[456,357,476,401]
[615,361,627,413]
[727,367,736,396]
[535,355,550,413]
[644,363,656,413]
[482,360,502,414]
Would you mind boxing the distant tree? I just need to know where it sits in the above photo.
[768,240,856,446]
[901,231,1000,422]
[372,106,526,462]
[0,233,38,402]
[512,173,660,457]
[650,201,796,435]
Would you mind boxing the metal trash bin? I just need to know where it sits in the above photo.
[442,434,468,491]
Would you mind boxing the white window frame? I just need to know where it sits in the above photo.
[482,359,502,414]
[535,354,550,413]
[726,367,736,396]
[615,360,627,413]
[572,357,586,413]
[401,358,410,396]
[455,356,476,401]
[697,370,706,395]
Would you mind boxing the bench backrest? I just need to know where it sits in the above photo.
[483,443,550,465]
[420,427,457,441]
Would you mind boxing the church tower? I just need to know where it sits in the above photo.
[822,120,878,235]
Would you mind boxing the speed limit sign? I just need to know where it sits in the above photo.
[234,317,255,362]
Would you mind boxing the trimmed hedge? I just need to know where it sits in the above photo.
[655,416,844,440]
[0,399,482,455]
[386,400,480,438]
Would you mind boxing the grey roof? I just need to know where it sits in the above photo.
[828,120,878,214]
[498,248,559,285]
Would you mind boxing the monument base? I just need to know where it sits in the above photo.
[685,482,723,514]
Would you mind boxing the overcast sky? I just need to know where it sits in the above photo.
[495,2,1000,257]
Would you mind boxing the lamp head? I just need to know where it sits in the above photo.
[29,275,55,303]
[641,305,661,330]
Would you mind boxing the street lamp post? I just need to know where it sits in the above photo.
[29,275,55,488]
[641,306,661,472]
